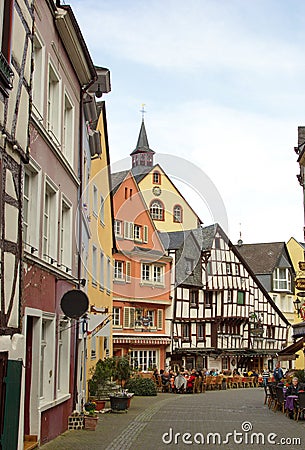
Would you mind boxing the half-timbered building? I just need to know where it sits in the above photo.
[160,224,290,374]
[0,1,33,448]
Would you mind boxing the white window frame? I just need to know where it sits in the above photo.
[113,307,121,327]
[107,257,111,294]
[23,159,42,251]
[32,32,45,117]
[92,245,97,285]
[134,224,142,241]
[100,194,105,224]
[124,221,134,240]
[123,307,135,329]
[99,251,104,291]
[47,60,61,143]
[273,267,292,291]
[60,195,72,271]
[150,200,164,220]
[63,90,74,165]
[114,220,122,237]
[130,350,158,371]
[173,205,182,223]
[153,265,164,284]
[114,260,124,280]
[57,319,70,395]
[43,176,58,262]
[39,315,56,406]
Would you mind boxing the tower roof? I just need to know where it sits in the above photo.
[130,120,155,156]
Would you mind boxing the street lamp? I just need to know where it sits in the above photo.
[293,298,302,317]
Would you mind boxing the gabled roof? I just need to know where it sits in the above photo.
[130,120,155,155]
[236,242,289,274]
[111,170,129,195]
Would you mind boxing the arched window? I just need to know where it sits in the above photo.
[173,205,183,223]
[150,200,164,220]
[153,171,161,184]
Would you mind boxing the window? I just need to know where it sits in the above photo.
[40,320,47,398]
[181,323,190,341]
[114,220,122,237]
[173,205,183,223]
[141,263,164,285]
[126,261,131,283]
[150,200,164,220]
[47,62,61,141]
[237,291,245,305]
[226,263,231,275]
[100,194,105,224]
[32,33,45,115]
[60,197,72,270]
[147,310,155,327]
[93,185,98,216]
[57,319,70,394]
[23,159,41,250]
[273,268,291,291]
[134,224,141,241]
[91,335,96,359]
[197,323,205,341]
[43,179,58,262]
[39,316,56,404]
[0,0,14,90]
[215,237,221,250]
[107,257,111,293]
[63,92,74,164]
[153,265,163,284]
[235,264,240,276]
[114,260,124,280]
[227,290,233,303]
[190,289,199,307]
[130,350,157,371]
[204,291,213,308]
[142,264,150,282]
[153,171,161,184]
[92,245,97,285]
[267,325,275,339]
[23,172,30,243]
[113,307,121,326]
[100,252,104,290]
[143,225,148,243]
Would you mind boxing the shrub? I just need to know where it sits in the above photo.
[125,377,157,396]
[293,369,305,383]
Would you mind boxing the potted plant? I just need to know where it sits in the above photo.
[109,390,130,412]
[114,356,131,387]
[83,402,98,431]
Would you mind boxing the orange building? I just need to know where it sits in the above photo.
[111,171,172,370]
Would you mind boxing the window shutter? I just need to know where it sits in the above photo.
[123,307,130,328]
[130,307,135,328]
[129,222,134,239]
[124,221,129,239]
[143,225,148,243]
[157,309,163,330]
[126,261,131,283]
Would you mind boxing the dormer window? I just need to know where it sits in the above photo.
[153,171,161,184]
[273,268,291,292]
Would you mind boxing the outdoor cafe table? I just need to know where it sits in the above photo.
[285,395,298,411]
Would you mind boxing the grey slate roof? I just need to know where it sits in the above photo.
[159,224,217,251]
[110,170,129,194]
[236,242,286,275]
[130,120,155,155]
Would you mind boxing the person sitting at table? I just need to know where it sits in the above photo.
[286,377,304,396]
[186,369,197,393]
[160,370,171,392]
[174,372,187,393]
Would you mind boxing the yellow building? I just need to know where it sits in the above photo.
[287,237,305,369]
[86,100,115,378]
[130,120,202,232]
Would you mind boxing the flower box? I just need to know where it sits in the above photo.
[83,415,98,431]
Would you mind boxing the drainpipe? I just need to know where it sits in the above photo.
[73,75,97,411]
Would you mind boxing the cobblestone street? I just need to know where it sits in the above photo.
[41,388,305,450]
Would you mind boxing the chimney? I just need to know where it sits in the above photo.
[298,126,305,147]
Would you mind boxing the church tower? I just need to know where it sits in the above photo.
[130,119,155,175]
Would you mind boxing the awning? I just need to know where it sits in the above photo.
[95,320,111,338]
[87,313,108,334]
[277,337,305,360]
[292,322,305,339]
[113,336,171,345]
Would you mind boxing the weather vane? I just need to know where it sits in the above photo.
[140,103,146,121]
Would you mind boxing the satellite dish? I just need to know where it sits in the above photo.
[60,289,89,319]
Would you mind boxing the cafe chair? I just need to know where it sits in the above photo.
[274,386,286,413]
[295,392,305,422]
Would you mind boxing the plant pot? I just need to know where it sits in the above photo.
[95,400,106,411]
[110,396,129,412]
[83,415,98,431]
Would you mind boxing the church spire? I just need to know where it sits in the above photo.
[130,109,155,174]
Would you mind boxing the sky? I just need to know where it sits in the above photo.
[67,0,305,244]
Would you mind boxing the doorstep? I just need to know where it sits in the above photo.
[24,435,38,450]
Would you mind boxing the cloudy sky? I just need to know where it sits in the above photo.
[68,0,305,244]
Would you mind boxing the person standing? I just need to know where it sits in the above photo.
[273,362,283,384]
[262,366,270,386]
